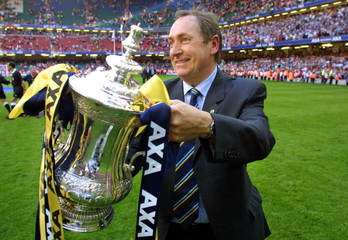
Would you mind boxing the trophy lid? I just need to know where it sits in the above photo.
[69,24,146,112]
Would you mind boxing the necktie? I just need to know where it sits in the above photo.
[173,88,200,228]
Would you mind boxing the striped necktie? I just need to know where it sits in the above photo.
[173,88,200,228]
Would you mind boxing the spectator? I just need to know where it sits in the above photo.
[149,66,156,78]
[141,66,149,84]
[23,65,38,87]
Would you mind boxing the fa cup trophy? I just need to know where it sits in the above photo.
[54,24,147,232]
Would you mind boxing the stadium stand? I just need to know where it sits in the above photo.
[0,0,347,84]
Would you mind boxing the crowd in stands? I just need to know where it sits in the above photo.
[1,4,348,53]
[222,6,348,47]
[220,51,348,85]
[0,0,330,28]
[0,0,348,85]
[0,27,115,52]
[1,49,347,85]
[181,0,318,22]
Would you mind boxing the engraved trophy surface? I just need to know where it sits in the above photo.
[54,24,146,232]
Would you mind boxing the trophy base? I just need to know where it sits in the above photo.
[59,198,114,232]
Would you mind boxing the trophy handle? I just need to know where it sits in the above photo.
[124,151,145,172]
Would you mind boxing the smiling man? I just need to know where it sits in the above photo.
[132,10,275,240]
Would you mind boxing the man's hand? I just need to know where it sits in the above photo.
[169,99,212,142]
[133,100,213,142]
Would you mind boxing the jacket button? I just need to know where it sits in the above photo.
[224,151,230,158]
[229,151,235,158]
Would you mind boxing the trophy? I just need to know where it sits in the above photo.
[54,24,147,232]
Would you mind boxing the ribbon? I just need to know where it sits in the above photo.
[134,75,171,239]
[9,64,76,119]
[37,65,76,240]
[9,64,77,240]
[139,74,170,106]
[135,103,171,240]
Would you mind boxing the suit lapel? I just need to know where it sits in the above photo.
[167,78,184,101]
[202,70,227,114]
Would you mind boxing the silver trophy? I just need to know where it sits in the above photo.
[54,24,147,232]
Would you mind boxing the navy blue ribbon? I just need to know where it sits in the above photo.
[135,103,171,239]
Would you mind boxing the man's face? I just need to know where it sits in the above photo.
[168,15,215,86]
[7,64,13,72]
[30,68,37,75]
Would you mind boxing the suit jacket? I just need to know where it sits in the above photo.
[141,68,149,79]
[157,69,275,240]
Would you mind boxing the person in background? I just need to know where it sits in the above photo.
[5,61,26,119]
[0,73,11,114]
[132,10,275,240]
[141,66,149,84]
[23,65,38,87]
[149,66,156,78]
[146,65,152,81]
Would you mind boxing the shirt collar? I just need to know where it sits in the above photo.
[183,65,217,98]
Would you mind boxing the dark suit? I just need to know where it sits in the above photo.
[157,69,275,239]
[23,73,37,86]
[141,68,150,83]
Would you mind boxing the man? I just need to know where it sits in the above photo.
[0,74,11,114]
[141,66,149,84]
[321,68,327,84]
[23,65,38,87]
[146,66,152,80]
[134,10,275,240]
[5,61,26,119]
[149,66,156,78]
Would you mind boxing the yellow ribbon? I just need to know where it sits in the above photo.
[9,64,77,119]
[139,74,170,105]
[134,74,170,135]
